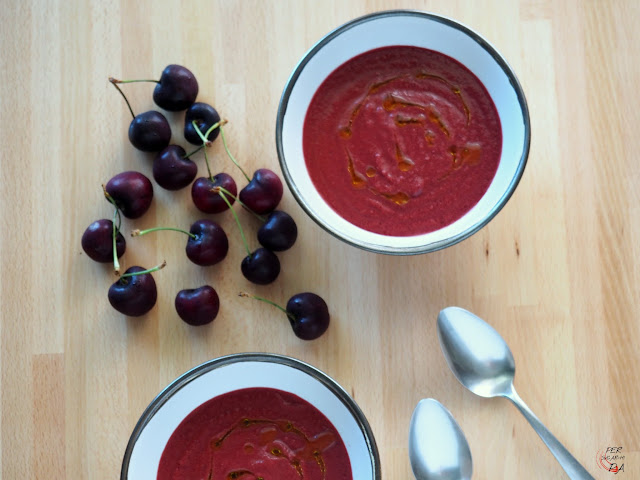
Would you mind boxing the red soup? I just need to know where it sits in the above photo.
[157,387,352,480]
[303,46,502,236]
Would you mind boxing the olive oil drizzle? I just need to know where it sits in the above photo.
[346,149,411,206]
[346,149,367,188]
[340,75,404,138]
[338,70,479,206]
[394,139,415,172]
[207,417,332,479]
[415,71,471,125]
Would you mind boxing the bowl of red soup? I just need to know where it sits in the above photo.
[121,353,380,479]
[276,10,530,254]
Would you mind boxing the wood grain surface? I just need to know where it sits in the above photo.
[1,1,639,479]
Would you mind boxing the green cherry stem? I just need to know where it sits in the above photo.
[218,125,251,183]
[192,121,222,180]
[239,292,295,321]
[216,189,252,257]
[108,77,135,119]
[119,260,167,279]
[183,144,204,159]
[204,119,227,142]
[131,227,197,240]
[102,185,123,231]
[102,184,123,275]
[111,205,121,275]
[212,186,266,222]
[109,78,159,84]
[192,119,226,146]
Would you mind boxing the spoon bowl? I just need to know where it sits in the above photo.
[437,307,594,480]
[437,306,515,397]
[409,398,472,480]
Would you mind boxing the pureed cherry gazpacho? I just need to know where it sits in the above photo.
[157,387,352,480]
[303,46,502,236]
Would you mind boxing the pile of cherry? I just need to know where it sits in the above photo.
[81,65,329,340]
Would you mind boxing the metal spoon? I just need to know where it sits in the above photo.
[409,398,473,480]
[437,306,594,480]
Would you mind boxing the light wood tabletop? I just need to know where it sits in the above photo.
[1,1,638,478]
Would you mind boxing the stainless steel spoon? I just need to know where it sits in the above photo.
[409,398,472,480]
[437,306,594,480]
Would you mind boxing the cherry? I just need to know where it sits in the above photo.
[128,110,172,152]
[153,65,198,111]
[133,219,228,267]
[216,125,284,214]
[240,292,330,340]
[153,145,198,190]
[191,173,237,214]
[185,220,228,266]
[184,102,221,145]
[258,211,297,251]
[239,168,284,214]
[109,78,171,152]
[104,171,153,219]
[82,219,126,263]
[175,285,220,326]
[110,65,198,112]
[240,248,281,285]
[108,263,165,317]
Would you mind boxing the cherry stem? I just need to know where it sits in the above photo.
[219,125,251,183]
[108,77,135,119]
[204,119,227,141]
[192,119,226,146]
[132,227,197,240]
[183,144,204,159]
[203,145,213,179]
[216,190,252,257]
[120,260,167,279]
[212,186,266,222]
[239,292,294,321]
[192,121,218,179]
[102,185,123,230]
[109,78,159,84]
[102,184,122,275]
[111,205,121,276]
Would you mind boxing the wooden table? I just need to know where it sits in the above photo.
[1,1,638,478]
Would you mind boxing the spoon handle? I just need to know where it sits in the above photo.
[506,387,595,479]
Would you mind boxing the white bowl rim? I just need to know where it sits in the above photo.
[275,9,531,255]
[120,352,381,479]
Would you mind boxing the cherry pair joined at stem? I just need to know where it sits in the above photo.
[216,189,280,285]
[190,120,284,215]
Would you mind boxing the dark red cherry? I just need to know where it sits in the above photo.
[239,168,283,214]
[186,219,229,266]
[128,110,171,152]
[286,293,330,340]
[184,102,221,145]
[153,65,198,111]
[175,285,220,326]
[240,291,330,340]
[105,171,153,219]
[81,219,126,263]
[191,173,237,214]
[153,145,197,190]
[241,248,280,285]
[108,266,158,317]
[257,211,298,251]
